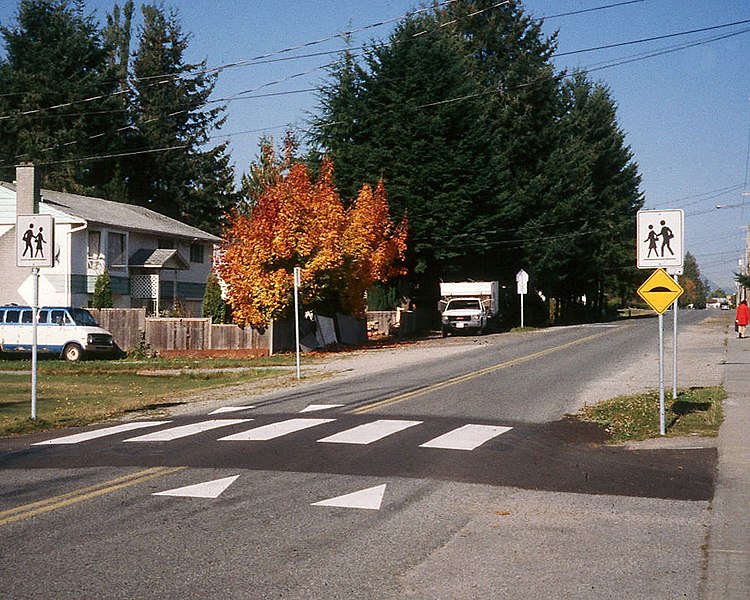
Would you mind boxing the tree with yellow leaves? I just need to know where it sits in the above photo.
[217,155,407,329]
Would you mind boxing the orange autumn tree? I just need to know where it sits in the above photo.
[217,156,407,329]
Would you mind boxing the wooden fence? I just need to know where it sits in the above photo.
[89,308,272,354]
[89,308,146,351]
[88,308,394,355]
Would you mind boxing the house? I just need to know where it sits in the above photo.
[0,165,220,316]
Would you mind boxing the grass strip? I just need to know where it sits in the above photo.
[577,386,726,443]
[0,355,300,437]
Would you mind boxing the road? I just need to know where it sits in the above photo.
[0,312,722,599]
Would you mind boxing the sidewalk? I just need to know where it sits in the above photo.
[704,323,750,598]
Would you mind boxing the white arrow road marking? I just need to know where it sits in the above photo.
[317,419,422,445]
[209,406,256,415]
[124,419,252,442]
[311,484,387,510]
[419,424,513,450]
[154,475,240,499]
[33,421,172,445]
[218,418,335,441]
[300,404,344,413]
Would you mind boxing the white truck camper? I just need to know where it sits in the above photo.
[439,281,500,337]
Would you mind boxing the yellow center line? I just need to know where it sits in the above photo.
[0,466,185,526]
[350,328,614,414]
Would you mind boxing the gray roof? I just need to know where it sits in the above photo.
[0,182,219,243]
[129,248,190,270]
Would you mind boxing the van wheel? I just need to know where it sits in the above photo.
[63,343,84,362]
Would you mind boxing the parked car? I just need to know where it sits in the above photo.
[0,305,117,361]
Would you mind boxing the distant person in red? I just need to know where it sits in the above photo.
[736,300,749,339]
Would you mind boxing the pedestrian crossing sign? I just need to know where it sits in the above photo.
[16,214,54,268]
[636,209,684,270]
[637,268,684,314]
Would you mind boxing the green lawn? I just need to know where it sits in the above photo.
[0,355,302,436]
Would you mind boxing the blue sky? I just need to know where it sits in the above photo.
[1,0,748,291]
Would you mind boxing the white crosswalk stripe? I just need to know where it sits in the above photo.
[218,418,336,441]
[317,419,422,445]
[124,419,253,442]
[32,421,172,445]
[419,424,513,451]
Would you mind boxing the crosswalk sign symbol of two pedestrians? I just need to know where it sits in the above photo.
[16,214,54,268]
[636,209,684,271]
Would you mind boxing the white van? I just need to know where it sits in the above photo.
[0,305,116,361]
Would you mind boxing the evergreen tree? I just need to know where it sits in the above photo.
[202,271,229,324]
[124,3,238,233]
[310,11,498,303]
[680,252,707,308]
[239,132,299,215]
[92,270,113,308]
[525,73,642,319]
[0,0,126,192]
[441,0,562,275]
[103,0,133,89]
[309,2,643,321]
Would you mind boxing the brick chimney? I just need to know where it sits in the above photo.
[16,163,40,216]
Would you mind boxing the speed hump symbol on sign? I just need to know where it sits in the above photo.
[637,268,684,314]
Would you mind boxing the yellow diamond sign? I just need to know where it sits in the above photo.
[637,268,684,314]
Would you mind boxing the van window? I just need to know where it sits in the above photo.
[5,309,20,323]
[69,308,99,327]
[50,309,67,325]
[21,310,33,324]
[38,310,48,324]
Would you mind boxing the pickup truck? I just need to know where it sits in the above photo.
[440,297,490,336]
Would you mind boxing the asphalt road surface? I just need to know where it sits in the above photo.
[0,312,723,599]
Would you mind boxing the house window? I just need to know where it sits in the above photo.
[107,232,126,269]
[189,243,205,263]
[87,231,102,271]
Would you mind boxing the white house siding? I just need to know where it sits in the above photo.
[0,219,79,306]
[1,178,218,314]
[0,225,28,304]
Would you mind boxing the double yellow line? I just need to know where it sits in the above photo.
[351,328,613,414]
[0,466,184,526]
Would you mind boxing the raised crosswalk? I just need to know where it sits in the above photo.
[33,417,513,451]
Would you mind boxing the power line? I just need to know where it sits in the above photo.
[0,0,513,164]
[556,17,750,57]
[0,0,467,121]
[4,1,744,170]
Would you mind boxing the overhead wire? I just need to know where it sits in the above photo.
[2,1,747,175]
[0,0,513,166]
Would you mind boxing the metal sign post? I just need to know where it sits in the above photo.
[672,275,678,400]
[516,269,529,328]
[666,268,683,400]
[31,267,39,419]
[658,313,665,436]
[637,269,684,436]
[293,267,302,380]
[17,214,54,420]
